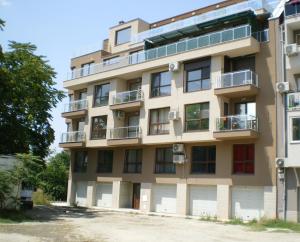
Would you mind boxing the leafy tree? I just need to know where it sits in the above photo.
[40,151,70,201]
[0,170,12,209]
[0,25,65,158]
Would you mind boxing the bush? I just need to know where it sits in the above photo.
[32,189,51,205]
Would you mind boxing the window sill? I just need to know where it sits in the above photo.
[149,94,171,99]
[184,88,211,94]
[290,140,300,144]
[184,129,209,133]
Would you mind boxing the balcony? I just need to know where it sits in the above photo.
[61,99,88,118]
[107,126,141,146]
[59,131,86,148]
[66,25,259,85]
[214,70,259,97]
[285,44,300,72]
[213,115,259,140]
[110,89,144,111]
[288,92,300,111]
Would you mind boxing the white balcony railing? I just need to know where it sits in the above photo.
[288,92,300,110]
[63,99,88,113]
[60,131,86,143]
[216,70,258,89]
[67,25,252,80]
[112,89,144,105]
[215,115,258,131]
[108,126,141,140]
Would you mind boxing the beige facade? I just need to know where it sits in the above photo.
[61,0,281,221]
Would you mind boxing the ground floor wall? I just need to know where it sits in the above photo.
[285,168,300,222]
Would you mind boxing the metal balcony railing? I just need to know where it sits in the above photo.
[108,126,141,140]
[215,115,258,131]
[63,99,88,113]
[67,25,252,80]
[112,89,144,105]
[288,92,300,110]
[60,131,86,143]
[216,70,258,89]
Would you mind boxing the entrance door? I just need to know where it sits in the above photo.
[132,183,141,209]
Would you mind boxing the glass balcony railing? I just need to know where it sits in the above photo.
[60,131,85,143]
[68,25,252,80]
[215,115,258,131]
[108,126,141,140]
[112,89,144,105]
[285,2,300,17]
[288,92,300,110]
[63,99,88,113]
[216,70,258,89]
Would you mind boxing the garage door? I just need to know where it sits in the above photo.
[75,182,87,207]
[232,187,264,221]
[152,184,177,214]
[189,185,217,217]
[96,183,113,208]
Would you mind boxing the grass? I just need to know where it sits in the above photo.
[226,218,300,232]
[0,209,33,224]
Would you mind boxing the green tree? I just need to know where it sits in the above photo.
[0,22,64,158]
[40,151,70,201]
[0,170,12,209]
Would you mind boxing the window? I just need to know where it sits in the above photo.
[74,151,87,173]
[292,118,300,141]
[191,146,216,174]
[91,116,107,139]
[151,71,172,97]
[97,150,113,173]
[103,56,120,66]
[94,83,110,106]
[233,144,255,174]
[296,77,300,91]
[185,58,210,92]
[115,27,131,45]
[81,62,94,76]
[235,102,256,116]
[124,149,142,173]
[149,107,170,135]
[185,102,209,131]
[155,147,175,174]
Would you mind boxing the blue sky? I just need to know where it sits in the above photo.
[0,0,220,153]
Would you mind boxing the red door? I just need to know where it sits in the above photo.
[132,183,141,209]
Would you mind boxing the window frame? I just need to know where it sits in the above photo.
[90,115,107,140]
[232,144,255,175]
[96,150,113,173]
[149,107,170,135]
[184,102,210,132]
[81,62,94,77]
[291,117,300,143]
[154,147,176,174]
[115,27,131,46]
[150,71,172,98]
[93,83,110,107]
[123,149,142,174]
[185,67,211,93]
[190,146,216,174]
[73,151,88,173]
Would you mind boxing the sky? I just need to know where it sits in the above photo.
[0,0,221,153]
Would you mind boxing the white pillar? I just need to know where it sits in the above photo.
[87,181,96,207]
[264,186,277,219]
[176,183,188,215]
[140,183,152,212]
[112,181,121,209]
[67,179,75,206]
[217,185,231,220]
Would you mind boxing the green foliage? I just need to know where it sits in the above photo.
[32,189,51,205]
[40,151,70,201]
[0,18,4,31]
[0,170,13,209]
[0,40,65,158]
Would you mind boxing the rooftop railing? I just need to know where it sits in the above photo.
[68,25,251,80]
[215,115,258,132]
[63,99,88,113]
[60,131,85,143]
[108,126,141,140]
[111,89,144,105]
[216,70,258,89]
[288,92,300,110]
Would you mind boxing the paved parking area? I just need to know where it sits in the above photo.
[0,206,299,242]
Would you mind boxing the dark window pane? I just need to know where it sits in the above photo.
[188,69,201,81]
[74,151,87,173]
[185,102,209,131]
[155,148,175,174]
[187,81,201,92]
[97,150,113,173]
[124,149,142,173]
[94,83,110,106]
[191,146,216,174]
[293,118,300,141]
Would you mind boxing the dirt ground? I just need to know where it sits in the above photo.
[0,206,299,242]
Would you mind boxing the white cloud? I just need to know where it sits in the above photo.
[0,0,11,7]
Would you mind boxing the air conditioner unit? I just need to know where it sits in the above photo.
[169,62,180,72]
[276,82,289,93]
[115,110,125,119]
[275,157,285,168]
[286,44,298,56]
[173,154,185,164]
[168,111,179,121]
[173,143,184,154]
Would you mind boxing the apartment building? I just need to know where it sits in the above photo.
[60,0,282,221]
[276,0,300,223]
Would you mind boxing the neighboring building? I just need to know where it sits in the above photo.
[276,0,300,223]
[61,0,282,221]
